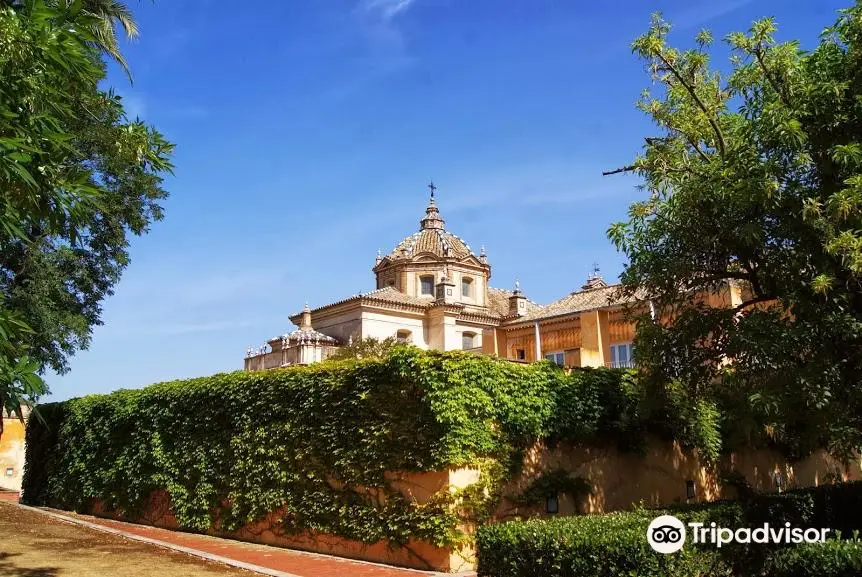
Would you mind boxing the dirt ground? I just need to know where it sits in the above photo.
[0,502,256,577]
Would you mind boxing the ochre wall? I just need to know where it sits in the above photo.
[496,438,862,519]
[499,313,638,367]
[89,468,478,573]
[69,438,861,573]
[0,417,26,492]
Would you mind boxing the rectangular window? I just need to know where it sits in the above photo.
[609,343,634,368]
[461,277,472,298]
[516,349,526,360]
[462,332,476,350]
[420,276,435,295]
[544,351,565,366]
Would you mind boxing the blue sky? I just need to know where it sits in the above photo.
[46,0,848,400]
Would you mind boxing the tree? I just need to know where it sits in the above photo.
[607,3,862,458]
[327,337,402,361]
[4,0,138,74]
[75,0,139,74]
[0,0,173,434]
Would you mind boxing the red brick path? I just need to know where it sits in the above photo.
[38,508,468,577]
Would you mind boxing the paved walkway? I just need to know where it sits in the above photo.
[0,490,19,502]
[16,501,472,577]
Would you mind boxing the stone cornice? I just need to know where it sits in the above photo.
[289,292,429,325]
[457,311,501,326]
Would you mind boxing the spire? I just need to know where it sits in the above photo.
[420,181,445,230]
[581,264,607,291]
[300,302,312,329]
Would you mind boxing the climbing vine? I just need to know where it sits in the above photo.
[22,347,721,551]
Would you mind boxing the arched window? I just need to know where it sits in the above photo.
[396,330,412,343]
[420,275,435,295]
[462,331,477,350]
[461,276,473,298]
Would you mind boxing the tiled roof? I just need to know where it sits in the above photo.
[283,327,339,344]
[387,229,474,260]
[295,287,432,318]
[514,283,646,323]
[487,287,543,319]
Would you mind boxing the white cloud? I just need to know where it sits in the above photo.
[358,0,417,22]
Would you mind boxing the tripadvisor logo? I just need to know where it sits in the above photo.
[647,515,687,553]
[647,515,833,554]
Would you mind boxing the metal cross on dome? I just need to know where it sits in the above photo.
[427,180,437,199]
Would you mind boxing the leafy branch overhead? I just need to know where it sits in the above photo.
[607,4,862,458]
[0,0,174,424]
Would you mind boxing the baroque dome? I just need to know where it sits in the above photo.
[384,194,478,261]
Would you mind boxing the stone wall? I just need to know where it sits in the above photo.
[496,438,862,519]
[0,416,27,492]
[89,469,478,573]
[73,438,862,572]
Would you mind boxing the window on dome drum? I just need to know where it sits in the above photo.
[544,351,565,366]
[461,276,473,298]
[388,280,396,287]
[420,275,435,295]
[462,332,477,350]
[608,343,635,368]
[396,330,412,344]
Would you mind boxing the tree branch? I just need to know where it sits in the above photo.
[602,165,637,176]
[753,45,791,108]
[656,52,727,157]
[684,135,711,162]
[732,295,777,314]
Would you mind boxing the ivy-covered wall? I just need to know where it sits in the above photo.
[21,347,729,569]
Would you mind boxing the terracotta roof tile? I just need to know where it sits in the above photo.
[294,287,432,318]
[388,229,474,260]
[515,283,647,322]
[486,287,543,319]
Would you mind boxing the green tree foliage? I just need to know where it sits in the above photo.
[607,4,862,459]
[0,1,173,429]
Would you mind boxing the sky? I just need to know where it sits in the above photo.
[45,0,849,400]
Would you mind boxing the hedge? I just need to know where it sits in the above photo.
[476,481,862,577]
[767,539,862,577]
[23,347,677,549]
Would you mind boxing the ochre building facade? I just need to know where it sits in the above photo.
[244,189,741,371]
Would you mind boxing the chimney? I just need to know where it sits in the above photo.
[508,280,527,317]
[435,266,457,304]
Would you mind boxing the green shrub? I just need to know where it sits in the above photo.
[22,348,652,549]
[477,482,862,577]
[476,512,721,577]
[767,539,862,577]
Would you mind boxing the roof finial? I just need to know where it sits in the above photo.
[420,181,445,230]
[591,262,600,278]
[514,278,521,294]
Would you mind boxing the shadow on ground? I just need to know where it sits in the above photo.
[0,552,59,577]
